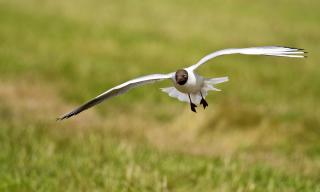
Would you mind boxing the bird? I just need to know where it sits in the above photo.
[57,46,306,120]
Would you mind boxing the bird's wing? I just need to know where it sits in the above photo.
[189,46,306,70]
[57,73,174,120]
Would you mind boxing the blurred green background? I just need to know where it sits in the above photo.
[0,0,319,191]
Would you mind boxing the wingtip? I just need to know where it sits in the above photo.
[280,46,308,58]
[288,47,308,53]
[282,46,304,51]
[56,113,73,121]
[56,116,66,121]
[301,50,308,58]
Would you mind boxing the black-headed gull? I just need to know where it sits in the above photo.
[58,46,306,120]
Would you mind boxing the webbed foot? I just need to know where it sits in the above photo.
[190,103,197,113]
[200,98,208,109]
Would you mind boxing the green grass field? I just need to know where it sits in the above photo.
[1,0,320,191]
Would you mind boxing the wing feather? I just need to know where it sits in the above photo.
[57,73,173,120]
[189,46,306,70]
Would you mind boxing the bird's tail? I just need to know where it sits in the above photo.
[203,76,229,92]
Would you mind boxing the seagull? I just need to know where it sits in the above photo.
[57,46,306,120]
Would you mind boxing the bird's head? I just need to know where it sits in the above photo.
[175,69,188,85]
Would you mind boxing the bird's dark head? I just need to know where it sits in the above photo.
[175,69,188,85]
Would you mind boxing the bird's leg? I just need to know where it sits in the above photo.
[200,92,208,109]
[188,94,197,113]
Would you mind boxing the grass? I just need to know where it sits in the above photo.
[0,0,320,191]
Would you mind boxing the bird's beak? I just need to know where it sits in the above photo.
[177,77,186,85]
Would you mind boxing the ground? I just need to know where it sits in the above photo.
[0,0,320,191]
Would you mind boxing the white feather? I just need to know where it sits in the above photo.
[58,73,174,120]
[189,46,306,70]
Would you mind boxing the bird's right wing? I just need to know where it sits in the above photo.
[189,46,306,70]
[57,73,174,120]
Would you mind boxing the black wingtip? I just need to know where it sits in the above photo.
[283,46,308,58]
[56,113,75,121]
[56,116,66,121]
[302,50,308,58]
[283,46,304,51]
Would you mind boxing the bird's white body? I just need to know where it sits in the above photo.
[58,46,305,120]
[162,68,228,104]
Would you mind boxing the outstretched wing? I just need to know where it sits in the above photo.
[189,46,306,70]
[57,73,173,120]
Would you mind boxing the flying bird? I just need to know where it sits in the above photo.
[57,46,306,120]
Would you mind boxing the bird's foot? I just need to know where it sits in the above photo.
[200,98,208,109]
[190,103,197,113]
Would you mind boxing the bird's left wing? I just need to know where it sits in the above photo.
[189,46,306,70]
[57,73,174,120]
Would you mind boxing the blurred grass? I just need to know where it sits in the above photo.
[0,0,320,191]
